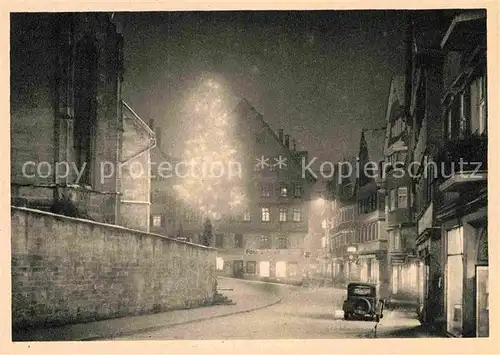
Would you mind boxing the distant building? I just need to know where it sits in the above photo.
[355,129,389,298]
[147,99,317,284]
[308,170,334,280]
[148,126,188,240]
[382,76,419,305]
[329,158,359,285]
[213,99,317,284]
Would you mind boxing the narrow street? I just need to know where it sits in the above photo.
[116,278,433,340]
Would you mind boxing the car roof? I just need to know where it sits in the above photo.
[347,282,376,287]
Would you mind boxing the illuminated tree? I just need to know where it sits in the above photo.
[173,75,247,220]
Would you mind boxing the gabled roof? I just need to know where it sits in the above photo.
[383,76,406,155]
[441,10,486,50]
[233,98,317,184]
[363,129,386,166]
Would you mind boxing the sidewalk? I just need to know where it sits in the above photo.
[13,277,284,341]
[375,310,442,338]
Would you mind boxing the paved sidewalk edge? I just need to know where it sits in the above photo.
[87,296,283,341]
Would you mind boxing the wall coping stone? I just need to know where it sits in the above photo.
[11,206,216,251]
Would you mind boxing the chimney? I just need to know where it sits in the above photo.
[292,139,297,150]
[284,134,290,149]
[155,128,162,149]
[278,129,284,144]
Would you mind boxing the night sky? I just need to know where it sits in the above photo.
[116,11,409,165]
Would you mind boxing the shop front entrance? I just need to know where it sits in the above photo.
[446,226,464,337]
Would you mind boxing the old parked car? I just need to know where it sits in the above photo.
[342,282,384,322]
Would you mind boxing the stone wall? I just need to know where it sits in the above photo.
[11,207,216,331]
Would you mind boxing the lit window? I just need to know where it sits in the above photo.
[293,208,301,222]
[243,210,251,221]
[261,207,270,222]
[280,184,288,197]
[152,215,162,227]
[279,208,287,222]
[397,187,408,209]
[390,189,396,211]
[216,257,224,270]
[259,261,270,277]
[276,261,287,278]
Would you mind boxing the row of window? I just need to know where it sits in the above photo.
[356,223,379,243]
[446,75,487,140]
[215,234,291,249]
[260,183,302,198]
[228,260,299,277]
[357,193,378,215]
[334,206,356,224]
[152,206,304,226]
[259,207,302,222]
[387,150,407,167]
[331,223,379,247]
[331,230,355,249]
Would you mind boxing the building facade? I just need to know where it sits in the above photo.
[10,13,156,231]
[11,13,125,223]
[355,129,389,299]
[329,159,359,286]
[212,100,317,284]
[382,76,420,305]
[408,10,488,337]
[437,10,488,338]
[147,99,316,284]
